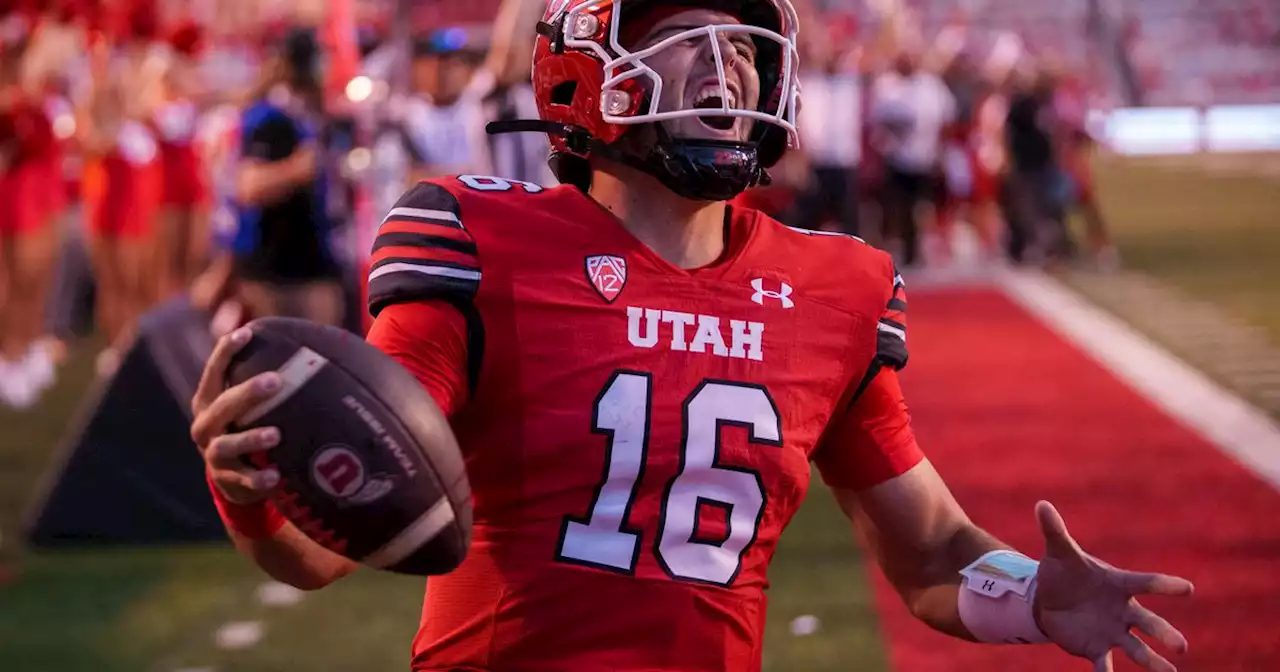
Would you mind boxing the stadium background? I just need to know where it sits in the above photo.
[0,0,1278,670]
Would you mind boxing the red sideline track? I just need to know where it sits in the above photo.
[872,288,1280,671]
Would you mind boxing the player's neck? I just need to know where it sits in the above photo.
[589,164,728,270]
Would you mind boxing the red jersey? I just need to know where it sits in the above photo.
[365,175,922,672]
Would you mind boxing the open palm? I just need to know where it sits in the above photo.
[1032,501,1195,672]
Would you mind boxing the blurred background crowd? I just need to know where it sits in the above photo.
[0,0,1276,413]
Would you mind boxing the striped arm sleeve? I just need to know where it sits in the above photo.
[367,181,481,317]
[876,267,908,370]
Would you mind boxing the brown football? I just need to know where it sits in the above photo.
[225,317,471,576]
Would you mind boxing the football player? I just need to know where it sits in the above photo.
[190,1,1192,671]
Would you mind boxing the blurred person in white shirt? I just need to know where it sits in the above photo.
[372,0,551,198]
[793,31,863,236]
[401,27,494,181]
[870,33,956,268]
[396,11,553,187]
[366,29,493,262]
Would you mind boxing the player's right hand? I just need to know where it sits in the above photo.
[191,327,284,505]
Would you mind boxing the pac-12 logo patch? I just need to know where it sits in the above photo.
[311,445,395,507]
[585,255,628,303]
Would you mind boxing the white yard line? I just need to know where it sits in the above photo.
[996,269,1280,491]
[214,620,264,651]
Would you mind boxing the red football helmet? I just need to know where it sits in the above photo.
[511,0,802,201]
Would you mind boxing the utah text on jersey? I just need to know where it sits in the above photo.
[627,307,765,361]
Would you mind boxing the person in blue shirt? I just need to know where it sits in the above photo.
[193,27,344,326]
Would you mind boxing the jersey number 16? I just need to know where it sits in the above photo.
[555,371,782,587]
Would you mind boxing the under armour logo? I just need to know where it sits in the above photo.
[751,278,794,308]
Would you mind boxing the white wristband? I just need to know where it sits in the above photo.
[957,550,1050,644]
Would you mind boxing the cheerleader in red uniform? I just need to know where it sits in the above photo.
[80,0,162,373]
[150,19,209,302]
[940,35,1020,265]
[964,80,1012,259]
[0,4,73,407]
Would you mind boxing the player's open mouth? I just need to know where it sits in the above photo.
[695,108,736,131]
[691,84,739,132]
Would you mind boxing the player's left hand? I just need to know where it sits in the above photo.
[1032,501,1194,672]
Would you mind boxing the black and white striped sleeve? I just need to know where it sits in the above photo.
[367,181,481,317]
[876,267,908,370]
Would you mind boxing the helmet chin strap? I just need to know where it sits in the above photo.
[486,118,772,201]
[643,122,772,200]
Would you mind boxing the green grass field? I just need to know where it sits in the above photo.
[1061,153,1280,417]
[1088,154,1280,341]
[1,152,1275,671]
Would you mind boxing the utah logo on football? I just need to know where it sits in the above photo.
[311,445,396,507]
[586,254,627,303]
